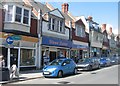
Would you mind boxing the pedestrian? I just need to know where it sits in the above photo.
[10,63,19,80]
[0,55,5,68]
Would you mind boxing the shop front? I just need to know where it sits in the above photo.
[0,32,38,71]
[90,47,101,57]
[71,43,88,63]
[41,36,71,66]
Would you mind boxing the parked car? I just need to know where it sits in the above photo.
[43,58,77,78]
[77,57,100,71]
[110,57,118,65]
[110,56,120,65]
[99,57,111,67]
[117,56,120,64]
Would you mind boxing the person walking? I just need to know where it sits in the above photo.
[10,62,19,80]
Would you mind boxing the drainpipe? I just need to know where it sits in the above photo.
[37,9,42,69]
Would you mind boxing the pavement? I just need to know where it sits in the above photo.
[0,69,44,84]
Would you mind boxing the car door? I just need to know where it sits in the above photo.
[62,59,71,74]
[70,59,76,73]
[91,58,96,69]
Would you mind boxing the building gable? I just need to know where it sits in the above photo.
[49,9,64,19]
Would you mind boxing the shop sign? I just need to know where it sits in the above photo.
[42,36,71,48]
[72,44,88,49]
[11,35,22,40]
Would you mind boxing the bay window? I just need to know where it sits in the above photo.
[5,5,31,26]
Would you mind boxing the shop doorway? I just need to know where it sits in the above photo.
[10,48,18,67]
[50,51,56,62]
[1,47,8,67]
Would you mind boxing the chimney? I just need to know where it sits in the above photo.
[62,3,69,13]
[101,24,106,32]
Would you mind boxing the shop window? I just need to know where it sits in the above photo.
[20,49,35,66]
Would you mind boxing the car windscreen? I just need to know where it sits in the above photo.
[49,59,64,66]
[100,58,106,61]
[82,58,91,63]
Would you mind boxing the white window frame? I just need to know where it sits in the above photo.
[4,4,13,22]
[59,20,63,32]
[23,9,30,25]
[49,16,64,33]
[4,4,31,26]
[52,18,55,31]
[15,6,22,23]
[76,25,86,37]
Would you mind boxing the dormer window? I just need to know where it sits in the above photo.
[60,21,63,32]
[76,24,86,37]
[49,17,64,33]
[52,18,55,30]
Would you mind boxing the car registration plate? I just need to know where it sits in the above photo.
[44,71,50,74]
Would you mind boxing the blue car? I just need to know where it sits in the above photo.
[99,57,111,67]
[43,58,77,78]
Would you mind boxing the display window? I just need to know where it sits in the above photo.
[20,49,35,66]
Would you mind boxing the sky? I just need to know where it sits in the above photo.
[36,1,119,34]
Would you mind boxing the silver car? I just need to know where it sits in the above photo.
[77,58,101,71]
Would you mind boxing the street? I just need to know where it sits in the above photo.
[10,65,119,84]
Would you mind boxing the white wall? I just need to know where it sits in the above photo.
[4,22,30,33]
[90,30,104,48]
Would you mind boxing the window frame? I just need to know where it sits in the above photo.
[48,15,65,34]
[76,24,86,37]
[15,6,22,23]
[4,4,31,26]
[7,5,13,22]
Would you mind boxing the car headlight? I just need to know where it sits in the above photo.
[84,64,89,66]
[47,68,57,72]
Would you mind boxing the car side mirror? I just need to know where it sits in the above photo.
[62,63,66,66]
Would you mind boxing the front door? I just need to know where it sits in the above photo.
[10,48,18,67]
[50,51,56,62]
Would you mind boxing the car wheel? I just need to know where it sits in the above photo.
[98,64,101,69]
[105,63,107,67]
[57,71,63,78]
[74,68,77,75]
[88,65,92,71]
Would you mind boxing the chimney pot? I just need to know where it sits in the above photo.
[62,3,69,13]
